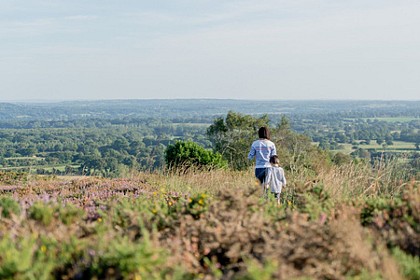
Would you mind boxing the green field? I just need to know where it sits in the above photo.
[4,156,45,161]
[363,117,419,123]
[360,140,416,150]
[172,122,211,127]
[316,140,418,154]
[0,164,79,172]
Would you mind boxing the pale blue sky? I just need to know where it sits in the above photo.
[1,0,419,101]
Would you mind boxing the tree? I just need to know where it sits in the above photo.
[278,115,290,130]
[319,139,330,150]
[272,119,330,175]
[207,111,269,170]
[82,154,104,176]
[351,148,371,160]
[337,133,348,143]
[332,152,352,166]
[111,137,130,152]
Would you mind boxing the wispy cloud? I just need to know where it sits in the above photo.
[64,15,99,21]
[0,18,54,35]
[0,14,99,38]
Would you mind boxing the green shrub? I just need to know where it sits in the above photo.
[392,247,420,280]
[302,184,334,220]
[0,196,20,218]
[104,197,152,229]
[165,141,227,171]
[40,236,87,278]
[236,258,277,280]
[58,203,84,225]
[0,236,53,280]
[360,197,394,226]
[360,187,419,256]
[345,270,383,280]
[0,236,34,279]
[90,234,168,279]
[28,202,55,226]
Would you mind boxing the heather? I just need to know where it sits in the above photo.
[0,163,418,280]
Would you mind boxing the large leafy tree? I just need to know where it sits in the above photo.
[207,111,269,170]
[272,117,330,176]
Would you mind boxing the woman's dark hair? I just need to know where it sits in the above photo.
[258,127,270,139]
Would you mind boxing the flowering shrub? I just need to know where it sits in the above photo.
[185,193,209,219]
[0,171,27,185]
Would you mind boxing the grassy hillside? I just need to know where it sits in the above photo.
[0,163,419,279]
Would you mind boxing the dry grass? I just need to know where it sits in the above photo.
[316,160,414,200]
[138,168,258,195]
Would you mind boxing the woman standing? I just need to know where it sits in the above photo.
[248,126,277,188]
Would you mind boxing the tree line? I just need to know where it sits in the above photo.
[0,100,418,177]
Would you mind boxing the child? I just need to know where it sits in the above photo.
[265,155,286,204]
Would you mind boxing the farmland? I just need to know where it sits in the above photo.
[328,140,418,154]
[0,100,419,176]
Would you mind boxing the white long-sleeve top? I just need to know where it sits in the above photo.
[247,139,276,168]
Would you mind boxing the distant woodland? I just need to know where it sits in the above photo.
[0,100,418,177]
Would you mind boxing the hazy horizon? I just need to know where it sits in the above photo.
[1,1,420,101]
[2,98,419,104]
